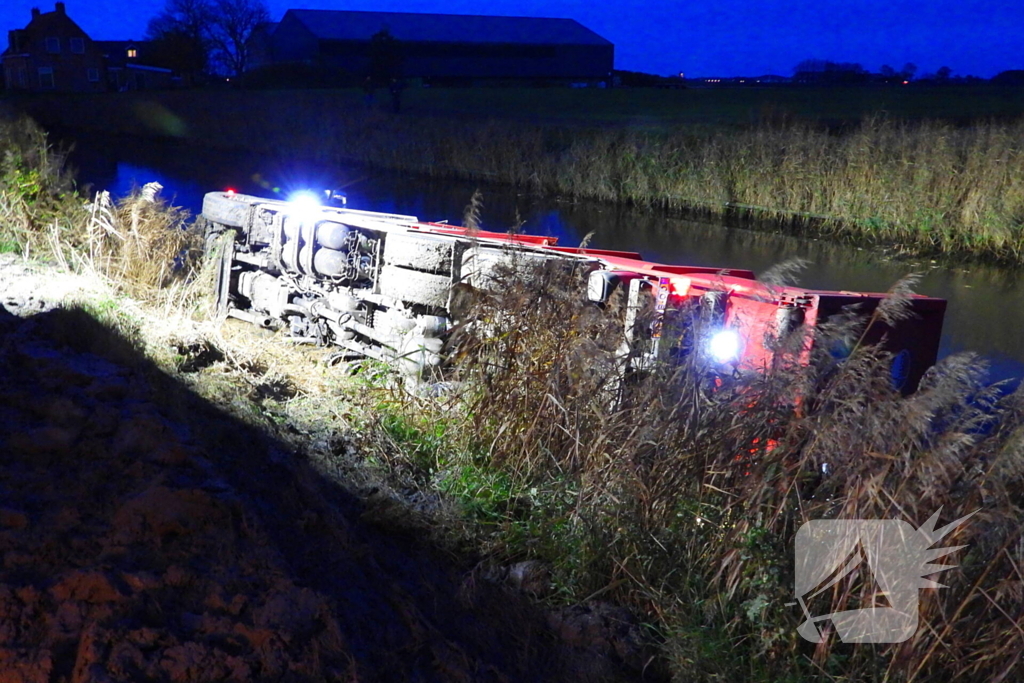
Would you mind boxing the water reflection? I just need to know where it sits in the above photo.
[65,134,1024,380]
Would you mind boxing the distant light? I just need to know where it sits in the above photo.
[225,188,236,195]
[708,329,742,363]
[903,80,909,85]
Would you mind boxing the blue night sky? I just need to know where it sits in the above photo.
[2,0,1021,78]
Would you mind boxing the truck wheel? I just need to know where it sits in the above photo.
[201,192,254,229]
[378,265,451,308]
[383,233,457,273]
[200,217,232,255]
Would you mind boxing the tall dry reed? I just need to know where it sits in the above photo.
[378,259,1024,681]
[27,91,1023,260]
[81,183,204,300]
[0,116,204,304]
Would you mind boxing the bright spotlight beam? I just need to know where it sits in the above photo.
[287,190,322,223]
[708,329,741,364]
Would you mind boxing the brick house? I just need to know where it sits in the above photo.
[2,2,107,92]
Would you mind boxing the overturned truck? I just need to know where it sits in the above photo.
[202,191,947,391]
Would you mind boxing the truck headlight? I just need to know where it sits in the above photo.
[587,270,613,303]
[708,329,742,363]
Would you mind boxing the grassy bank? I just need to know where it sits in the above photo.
[12,86,1024,262]
[4,112,1024,681]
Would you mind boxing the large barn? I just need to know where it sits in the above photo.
[260,9,614,86]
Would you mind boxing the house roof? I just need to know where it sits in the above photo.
[18,7,90,39]
[282,10,611,46]
[2,4,90,58]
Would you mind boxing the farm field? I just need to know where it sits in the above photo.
[388,83,1024,126]
[11,83,1024,127]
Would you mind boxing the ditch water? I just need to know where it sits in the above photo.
[65,133,1024,382]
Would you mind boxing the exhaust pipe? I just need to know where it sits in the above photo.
[227,308,275,328]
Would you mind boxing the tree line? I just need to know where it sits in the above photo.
[792,59,965,84]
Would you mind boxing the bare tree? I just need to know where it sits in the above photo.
[146,0,214,79]
[146,0,270,78]
[207,0,271,77]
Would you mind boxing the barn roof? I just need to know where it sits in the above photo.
[283,9,612,46]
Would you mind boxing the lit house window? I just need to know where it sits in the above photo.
[70,37,85,54]
[127,48,137,59]
[87,68,99,82]
[46,37,60,53]
[38,67,54,89]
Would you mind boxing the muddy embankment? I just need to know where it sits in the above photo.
[0,257,661,682]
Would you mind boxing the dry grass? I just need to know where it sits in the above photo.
[219,109,1024,262]
[22,92,1024,261]
[0,115,204,308]
[79,183,204,302]
[0,114,79,255]
[369,260,1024,681]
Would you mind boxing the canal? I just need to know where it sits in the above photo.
[66,133,1024,382]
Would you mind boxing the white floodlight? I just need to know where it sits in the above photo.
[708,329,742,364]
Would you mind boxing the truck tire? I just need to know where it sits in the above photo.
[383,233,457,274]
[378,265,451,308]
[202,192,257,229]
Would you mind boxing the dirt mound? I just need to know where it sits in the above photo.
[0,303,646,682]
